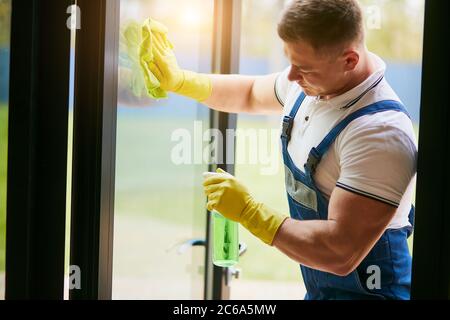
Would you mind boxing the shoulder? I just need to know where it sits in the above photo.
[334,104,418,193]
[275,66,298,107]
[334,102,418,207]
[336,106,418,158]
[337,77,417,154]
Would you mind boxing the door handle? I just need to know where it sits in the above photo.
[176,239,206,255]
[238,241,247,257]
[175,239,248,258]
[175,239,248,286]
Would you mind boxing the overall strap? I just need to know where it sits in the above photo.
[406,205,415,238]
[281,92,307,142]
[305,100,411,173]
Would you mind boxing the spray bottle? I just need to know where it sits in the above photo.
[203,172,239,267]
[212,210,239,267]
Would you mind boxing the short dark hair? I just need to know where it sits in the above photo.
[278,0,364,52]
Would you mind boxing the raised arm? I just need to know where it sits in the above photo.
[203,73,283,115]
[139,19,283,115]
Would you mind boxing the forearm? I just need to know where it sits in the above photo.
[201,74,254,113]
[201,73,281,115]
[272,218,356,276]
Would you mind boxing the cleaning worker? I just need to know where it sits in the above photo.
[138,0,417,300]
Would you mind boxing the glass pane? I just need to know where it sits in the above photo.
[112,0,213,299]
[0,0,11,301]
[360,0,425,254]
[232,0,424,300]
[233,0,305,300]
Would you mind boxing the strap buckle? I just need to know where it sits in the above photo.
[281,116,294,142]
[305,148,320,174]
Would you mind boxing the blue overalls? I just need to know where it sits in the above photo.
[281,92,415,300]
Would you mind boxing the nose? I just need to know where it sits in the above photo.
[287,65,302,82]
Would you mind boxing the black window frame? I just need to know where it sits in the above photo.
[69,0,120,300]
[410,0,450,300]
[206,0,242,301]
[5,0,73,299]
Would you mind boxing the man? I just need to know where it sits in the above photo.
[142,0,417,300]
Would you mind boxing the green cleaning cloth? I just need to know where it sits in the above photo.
[122,18,168,99]
[122,21,148,98]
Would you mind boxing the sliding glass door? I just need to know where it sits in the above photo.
[112,0,214,299]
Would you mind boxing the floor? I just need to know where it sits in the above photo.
[1,272,305,300]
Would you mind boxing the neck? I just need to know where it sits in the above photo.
[323,50,376,100]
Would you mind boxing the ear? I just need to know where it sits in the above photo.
[342,49,360,72]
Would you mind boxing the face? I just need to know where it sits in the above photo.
[283,41,359,97]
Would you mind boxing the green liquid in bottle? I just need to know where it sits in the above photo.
[212,211,239,267]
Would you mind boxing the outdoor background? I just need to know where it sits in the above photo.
[0,0,424,300]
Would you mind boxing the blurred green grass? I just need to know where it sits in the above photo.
[114,113,208,230]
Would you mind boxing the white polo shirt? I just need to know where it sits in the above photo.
[275,53,418,229]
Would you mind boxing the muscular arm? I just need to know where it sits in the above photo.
[202,73,283,115]
[272,186,397,276]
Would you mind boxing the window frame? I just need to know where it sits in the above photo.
[5,0,72,299]
[410,0,450,300]
[69,0,120,300]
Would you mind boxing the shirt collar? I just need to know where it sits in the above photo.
[312,52,386,110]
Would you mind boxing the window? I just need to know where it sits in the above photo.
[112,0,214,299]
[361,0,425,253]
[233,0,304,300]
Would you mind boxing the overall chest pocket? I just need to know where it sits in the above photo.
[287,196,320,221]
[285,166,318,211]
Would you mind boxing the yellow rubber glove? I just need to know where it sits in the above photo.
[140,18,212,102]
[203,169,289,246]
